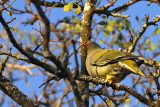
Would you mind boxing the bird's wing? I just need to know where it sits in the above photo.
[90,49,134,66]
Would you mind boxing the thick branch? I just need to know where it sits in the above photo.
[111,0,140,13]
[0,76,39,107]
[40,0,84,10]
[31,0,50,56]
[79,75,154,106]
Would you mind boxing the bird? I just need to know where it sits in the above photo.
[85,41,145,84]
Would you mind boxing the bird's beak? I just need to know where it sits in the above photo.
[85,43,89,46]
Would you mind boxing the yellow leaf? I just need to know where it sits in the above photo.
[61,22,65,28]
[109,19,115,27]
[99,39,105,44]
[150,42,155,50]
[64,3,73,12]
[75,23,81,31]
[74,4,81,14]
[105,25,113,32]
[66,24,71,31]
[107,100,112,106]
[8,9,12,16]
[72,15,77,21]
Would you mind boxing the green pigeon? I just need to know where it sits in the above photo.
[85,41,145,83]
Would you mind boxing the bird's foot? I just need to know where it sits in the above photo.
[113,83,120,92]
[105,80,120,92]
[115,83,120,87]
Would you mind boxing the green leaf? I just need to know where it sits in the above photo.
[157,43,159,49]
[96,0,101,7]
[108,100,112,106]
[31,34,35,41]
[99,39,105,44]
[63,0,66,3]
[102,15,107,19]
[123,18,130,27]
[103,31,109,37]
[72,15,77,21]
[109,19,115,27]
[74,4,81,14]
[105,24,113,32]
[118,34,123,40]
[154,27,160,35]
[25,79,30,86]
[135,16,139,22]
[98,21,107,25]
[75,23,81,31]
[150,42,155,50]
[117,21,123,29]
[145,39,150,45]
[64,3,73,12]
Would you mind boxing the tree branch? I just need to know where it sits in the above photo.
[111,0,140,13]
[31,0,50,57]
[79,75,154,106]
[0,13,59,76]
[0,76,39,106]
[39,0,84,10]
[127,15,160,53]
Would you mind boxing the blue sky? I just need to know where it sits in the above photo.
[0,0,160,107]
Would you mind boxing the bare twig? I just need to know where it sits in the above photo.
[127,15,160,53]
[31,0,50,57]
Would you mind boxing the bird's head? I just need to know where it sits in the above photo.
[85,41,101,52]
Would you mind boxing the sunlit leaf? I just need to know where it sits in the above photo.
[117,21,124,29]
[74,4,81,14]
[75,23,81,31]
[105,25,113,32]
[124,98,130,107]
[108,100,112,106]
[103,31,109,37]
[157,43,159,49]
[99,39,105,44]
[72,15,77,21]
[8,9,13,16]
[31,34,35,41]
[66,24,71,31]
[109,19,115,27]
[61,22,65,28]
[145,39,150,46]
[64,3,73,12]
[150,42,155,50]
[154,27,160,35]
